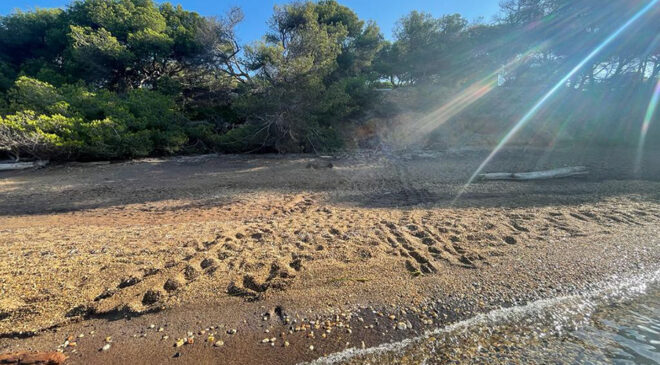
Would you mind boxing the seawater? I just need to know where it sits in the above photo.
[309,270,660,364]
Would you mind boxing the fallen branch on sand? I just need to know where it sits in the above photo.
[325,277,372,285]
[0,160,49,171]
[0,351,67,364]
[479,166,588,181]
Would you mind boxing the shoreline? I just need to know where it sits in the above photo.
[1,147,659,364]
[314,270,660,365]
[2,227,658,364]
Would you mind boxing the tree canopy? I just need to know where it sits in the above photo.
[0,0,658,160]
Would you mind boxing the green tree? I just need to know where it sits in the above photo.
[0,111,80,161]
[237,1,382,152]
[376,11,468,86]
[7,76,64,115]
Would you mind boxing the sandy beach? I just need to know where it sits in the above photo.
[1,146,659,364]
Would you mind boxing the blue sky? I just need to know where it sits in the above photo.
[0,0,501,42]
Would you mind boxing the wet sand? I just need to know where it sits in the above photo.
[0,147,659,364]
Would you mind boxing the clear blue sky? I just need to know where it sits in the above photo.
[0,0,501,42]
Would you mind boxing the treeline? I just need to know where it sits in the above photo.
[0,0,658,161]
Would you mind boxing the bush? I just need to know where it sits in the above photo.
[210,124,268,153]
[0,111,80,160]
[1,77,195,160]
[7,76,63,114]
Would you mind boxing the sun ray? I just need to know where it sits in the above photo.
[453,0,660,204]
[399,45,547,144]
[635,79,660,175]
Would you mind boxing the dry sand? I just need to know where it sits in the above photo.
[0,147,659,364]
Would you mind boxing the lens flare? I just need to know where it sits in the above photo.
[401,45,547,144]
[404,76,497,141]
[453,0,660,203]
[635,79,660,175]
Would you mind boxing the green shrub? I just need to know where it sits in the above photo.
[210,124,268,153]
[1,76,194,160]
[7,76,63,114]
[0,111,80,160]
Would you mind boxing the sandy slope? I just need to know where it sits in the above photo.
[0,147,659,364]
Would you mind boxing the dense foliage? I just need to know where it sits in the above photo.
[0,0,658,160]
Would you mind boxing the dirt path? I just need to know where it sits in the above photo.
[1,147,659,364]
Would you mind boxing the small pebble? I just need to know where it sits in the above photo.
[101,344,111,352]
[309,345,315,351]
[214,340,224,347]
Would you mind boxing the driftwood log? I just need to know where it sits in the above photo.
[306,161,334,169]
[479,166,588,181]
[0,160,49,171]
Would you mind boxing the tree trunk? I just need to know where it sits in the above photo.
[478,166,588,181]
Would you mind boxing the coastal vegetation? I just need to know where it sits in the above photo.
[0,0,658,161]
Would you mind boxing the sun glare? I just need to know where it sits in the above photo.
[635,78,660,175]
[400,46,547,144]
[454,0,660,203]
